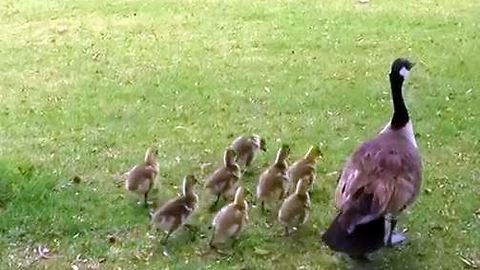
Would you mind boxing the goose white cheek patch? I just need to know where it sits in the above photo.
[399,67,410,78]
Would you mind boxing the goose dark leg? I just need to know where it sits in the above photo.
[245,152,254,168]
[388,217,406,246]
[261,201,265,213]
[161,232,171,245]
[284,226,289,236]
[209,232,216,248]
[231,237,241,249]
[209,194,220,211]
[143,193,149,207]
[160,232,172,257]
[184,224,198,242]
[184,223,198,232]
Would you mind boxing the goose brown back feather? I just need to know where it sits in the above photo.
[335,131,422,226]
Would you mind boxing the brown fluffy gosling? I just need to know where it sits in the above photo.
[205,148,242,209]
[210,187,249,249]
[125,148,159,206]
[256,144,290,212]
[286,145,322,195]
[230,134,266,169]
[278,178,311,235]
[151,175,198,244]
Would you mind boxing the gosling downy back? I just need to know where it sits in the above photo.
[205,148,241,200]
[230,134,267,168]
[278,178,311,228]
[125,148,159,204]
[211,187,249,246]
[256,144,290,202]
[287,145,322,194]
[151,175,198,235]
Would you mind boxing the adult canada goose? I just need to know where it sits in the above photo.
[205,148,242,210]
[125,148,159,206]
[230,135,267,170]
[322,58,422,260]
[151,175,198,245]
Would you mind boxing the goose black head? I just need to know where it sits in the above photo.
[390,58,415,79]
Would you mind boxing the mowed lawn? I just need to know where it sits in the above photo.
[0,0,479,269]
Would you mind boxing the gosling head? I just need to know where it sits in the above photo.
[183,174,198,195]
[281,143,291,156]
[306,145,323,160]
[252,134,267,152]
[224,148,238,167]
[144,148,159,167]
[233,186,248,211]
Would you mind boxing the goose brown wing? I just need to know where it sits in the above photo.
[336,134,421,219]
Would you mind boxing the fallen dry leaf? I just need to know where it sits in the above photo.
[459,255,478,269]
[253,247,270,256]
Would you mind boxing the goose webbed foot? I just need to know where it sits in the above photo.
[260,201,266,214]
[387,217,406,247]
[161,244,170,257]
[160,234,170,245]
[388,232,407,247]
[143,193,149,207]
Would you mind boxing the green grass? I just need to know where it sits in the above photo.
[1,0,479,269]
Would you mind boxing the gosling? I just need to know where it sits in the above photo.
[210,187,249,248]
[125,148,159,205]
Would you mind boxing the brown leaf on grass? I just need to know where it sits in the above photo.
[70,176,81,184]
[107,235,116,244]
[253,247,270,256]
[459,255,478,269]
[35,246,53,260]
[54,24,69,34]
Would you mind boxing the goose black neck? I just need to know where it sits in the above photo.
[389,74,409,129]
